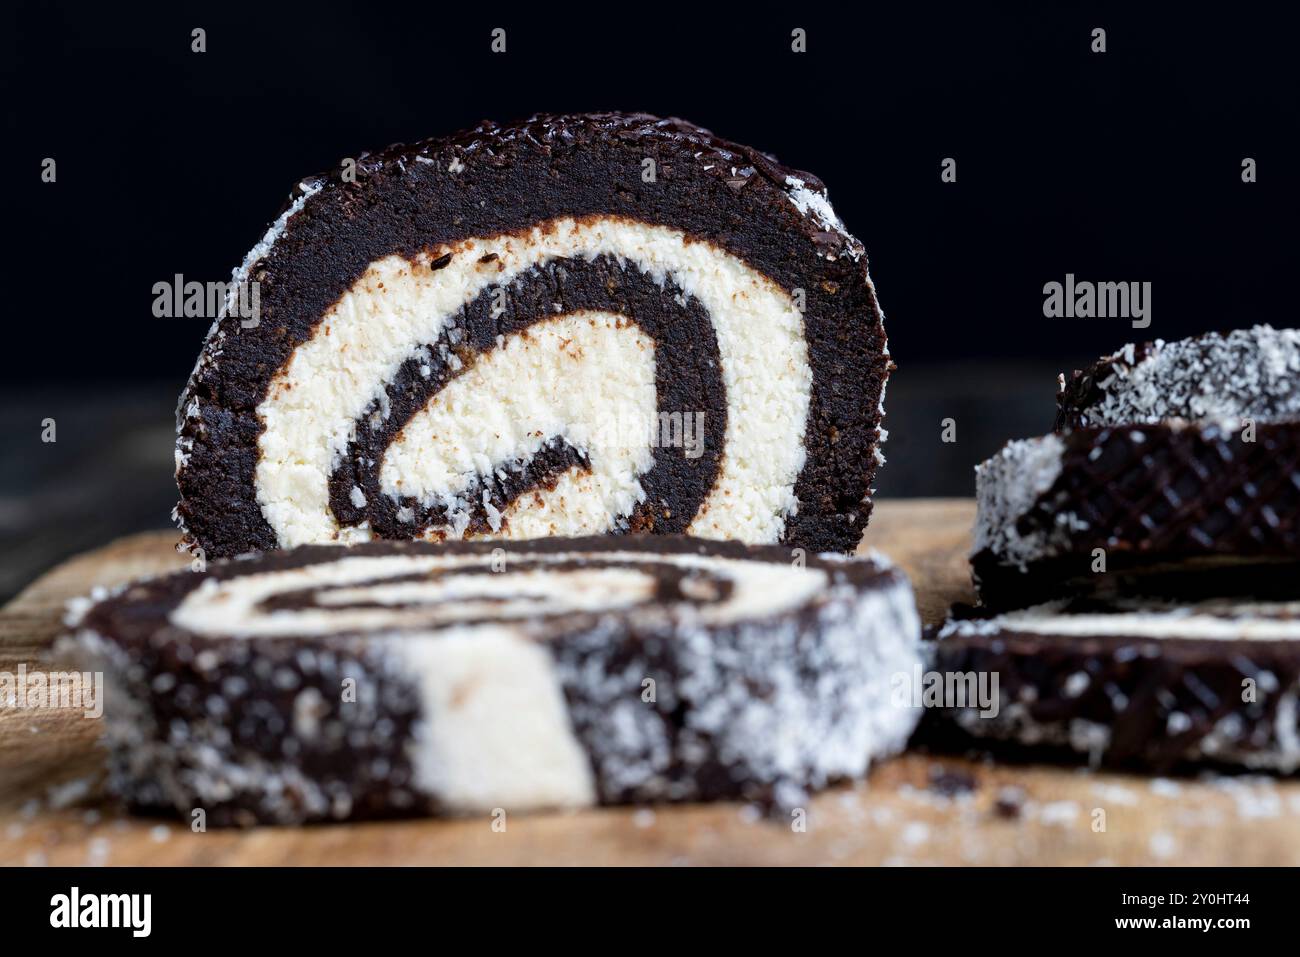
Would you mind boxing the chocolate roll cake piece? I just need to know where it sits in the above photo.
[175,113,890,560]
[62,536,922,826]
[1056,325,1300,430]
[972,420,1300,608]
[923,598,1300,772]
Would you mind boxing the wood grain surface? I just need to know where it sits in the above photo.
[2,499,1298,866]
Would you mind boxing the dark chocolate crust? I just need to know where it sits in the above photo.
[66,535,914,826]
[974,421,1300,609]
[919,604,1300,772]
[176,113,889,558]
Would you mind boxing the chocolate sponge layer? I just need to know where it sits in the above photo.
[175,113,890,558]
[973,421,1300,609]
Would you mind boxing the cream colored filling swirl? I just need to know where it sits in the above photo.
[255,216,812,547]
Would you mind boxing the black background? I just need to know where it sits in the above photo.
[2,2,1296,592]
[9,3,1294,379]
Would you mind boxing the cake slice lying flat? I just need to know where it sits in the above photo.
[923,598,1300,772]
[972,420,1300,608]
[175,113,890,559]
[62,536,922,826]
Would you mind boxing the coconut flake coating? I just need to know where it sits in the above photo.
[924,598,1300,772]
[60,535,922,825]
[1056,325,1300,429]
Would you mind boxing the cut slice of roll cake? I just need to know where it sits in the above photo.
[61,536,923,826]
[973,327,1300,608]
[922,597,1300,772]
[175,113,891,559]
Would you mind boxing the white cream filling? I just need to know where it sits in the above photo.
[255,217,812,548]
[317,566,657,622]
[945,600,1300,642]
[382,312,655,538]
[396,627,597,812]
[167,548,843,813]
[169,550,831,638]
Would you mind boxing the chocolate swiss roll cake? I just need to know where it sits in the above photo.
[923,598,1300,772]
[971,420,1300,608]
[1056,325,1300,430]
[62,536,922,826]
[175,113,890,560]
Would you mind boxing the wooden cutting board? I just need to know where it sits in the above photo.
[2,499,1298,866]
